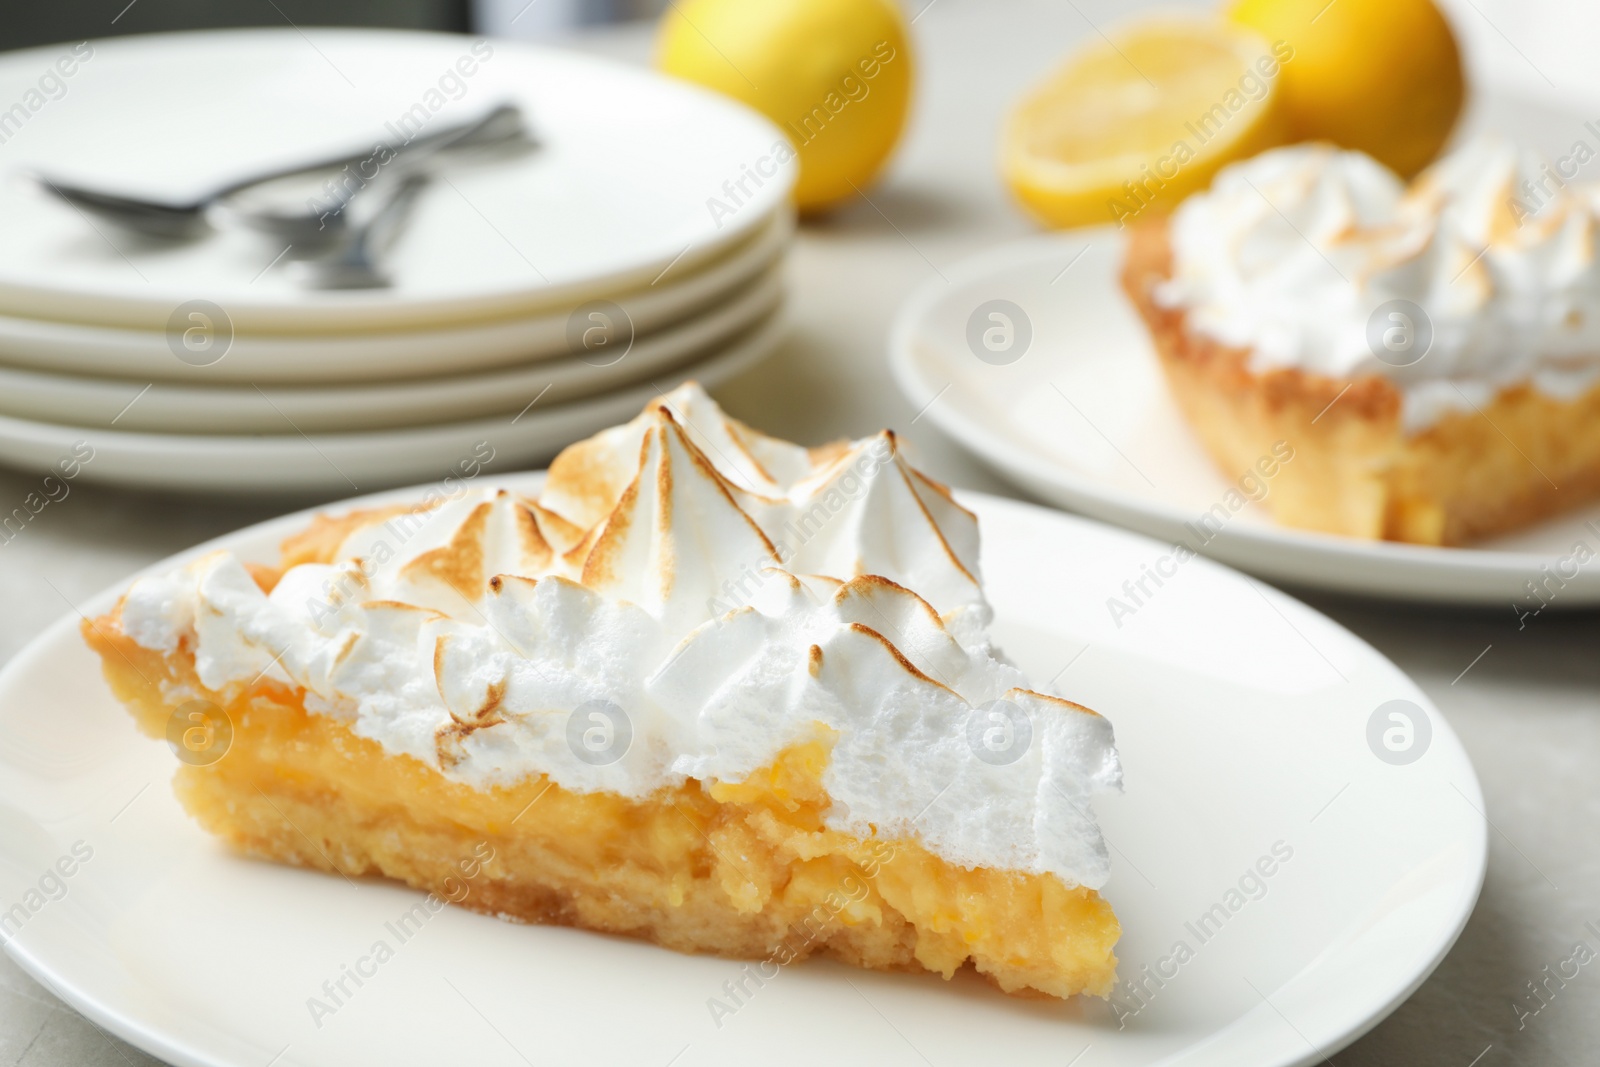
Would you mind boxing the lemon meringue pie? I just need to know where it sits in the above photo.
[85,383,1122,999]
[1123,137,1600,545]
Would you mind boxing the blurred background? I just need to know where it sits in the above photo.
[0,0,670,51]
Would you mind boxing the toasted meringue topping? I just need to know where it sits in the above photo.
[1158,137,1600,431]
[120,384,1120,888]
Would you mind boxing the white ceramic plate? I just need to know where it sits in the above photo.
[0,310,783,493]
[0,29,793,331]
[0,264,783,434]
[891,232,1600,605]
[0,485,1484,1066]
[0,210,790,384]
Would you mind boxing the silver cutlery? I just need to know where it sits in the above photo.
[218,103,527,252]
[287,171,431,290]
[26,102,528,241]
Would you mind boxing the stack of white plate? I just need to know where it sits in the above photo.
[0,29,795,493]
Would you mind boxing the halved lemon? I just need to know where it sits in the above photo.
[1002,18,1292,229]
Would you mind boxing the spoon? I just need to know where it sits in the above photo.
[287,171,431,290]
[26,103,527,242]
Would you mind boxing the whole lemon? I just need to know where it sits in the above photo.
[656,0,913,212]
[1229,0,1464,176]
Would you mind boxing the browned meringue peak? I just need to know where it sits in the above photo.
[540,385,986,622]
[823,573,976,687]
[1404,135,1578,248]
[577,407,781,636]
[765,431,984,620]
[540,382,818,529]
[430,629,511,767]
[330,489,584,615]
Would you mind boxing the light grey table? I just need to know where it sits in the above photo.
[2,2,1597,1064]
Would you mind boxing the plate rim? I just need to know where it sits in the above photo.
[0,483,1487,1067]
[0,261,786,434]
[0,208,793,384]
[0,307,785,492]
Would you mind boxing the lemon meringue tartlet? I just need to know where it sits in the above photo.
[1122,137,1600,545]
[84,384,1122,999]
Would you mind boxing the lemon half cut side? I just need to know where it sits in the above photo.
[1003,19,1292,229]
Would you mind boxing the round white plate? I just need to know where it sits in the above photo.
[891,231,1600,605]
[0,264,783,434]
[0,29,794,331]
[0,210,791,384]
[0,487,1484,1066]
[0,310,783,493]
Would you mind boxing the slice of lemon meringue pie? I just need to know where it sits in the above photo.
[1124,137,1600,545]
[85,383,1122,999]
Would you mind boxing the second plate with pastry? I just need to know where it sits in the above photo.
[891,225,1600,606]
